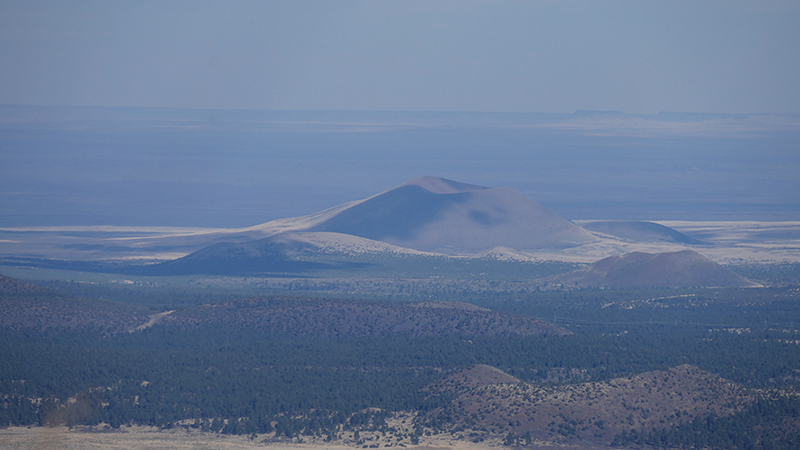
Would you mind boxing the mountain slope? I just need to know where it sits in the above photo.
[307,176,596,253]
[551,250,755,288]
[425,364,753,445]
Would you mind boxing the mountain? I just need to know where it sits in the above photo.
[307,176,595,253]
[233,176,594,255]
[582,220,704,244]
[550,250,755,288]
[134,176,597,274]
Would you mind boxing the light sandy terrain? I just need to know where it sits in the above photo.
[542,221,800,264]
[0,426,605,450]
[130,310,175,332]
[0,221,798,264]
[0,426,321,450]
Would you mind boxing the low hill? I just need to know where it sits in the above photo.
[425,364,754,445]
[582,220,704,244]
[425,364,521,394]
[139,236,333,276]
[549,250,755,288]
[160,297,570,338]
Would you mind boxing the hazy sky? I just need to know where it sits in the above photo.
[1,0,799,114]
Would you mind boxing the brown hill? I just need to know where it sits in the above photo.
[425,364,753,445]
[162,297,570,338]
[550,250,755,288]
[425,364,521,395]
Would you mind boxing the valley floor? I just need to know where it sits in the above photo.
[0,426,616,450]
[1,221,798,264]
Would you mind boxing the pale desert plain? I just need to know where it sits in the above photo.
[1,220,798,266]
[0,425,620,450]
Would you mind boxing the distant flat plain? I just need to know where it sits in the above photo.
[0,425,609,450]
[1,220,798,264]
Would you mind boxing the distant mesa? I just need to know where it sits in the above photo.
[551,250,755,288]
[571,109,626,117]
[582,220,704,245]
[307,176,596,254]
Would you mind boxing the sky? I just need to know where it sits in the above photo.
[1,0,799,114]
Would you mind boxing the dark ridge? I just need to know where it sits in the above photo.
[0,273,51,294]
[161,297,571,338]
[572,110,626,117]
[0,274,150,334]
[0,256,137,274]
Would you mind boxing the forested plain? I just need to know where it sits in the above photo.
[2,268,800,449]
